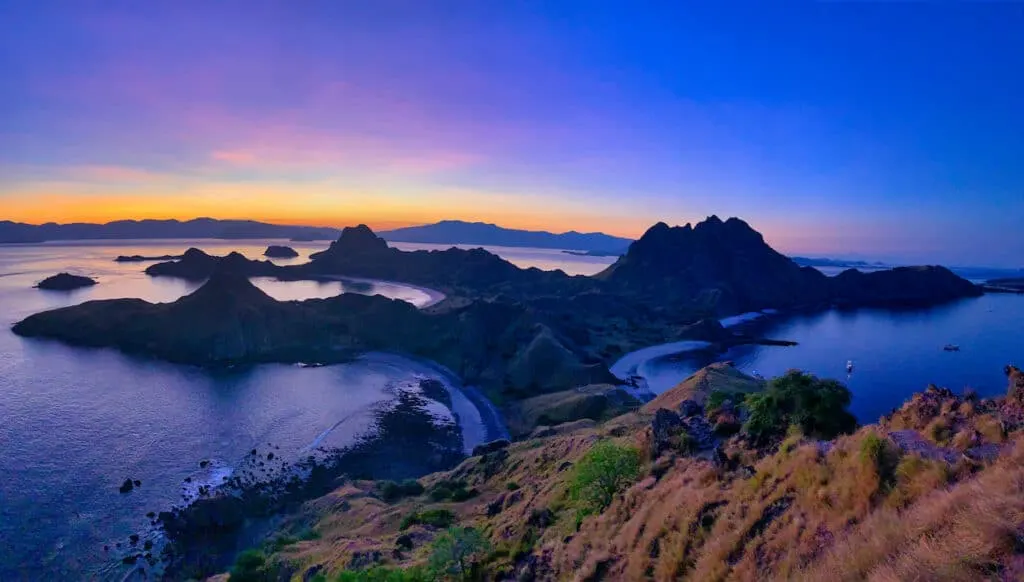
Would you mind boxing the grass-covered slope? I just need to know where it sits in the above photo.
[233,365,1024,582]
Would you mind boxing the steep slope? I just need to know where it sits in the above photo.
[242,365,1024,582]
[378,220,633,253]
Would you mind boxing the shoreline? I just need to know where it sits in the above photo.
[610,310,784,394]
[314,275,446,309]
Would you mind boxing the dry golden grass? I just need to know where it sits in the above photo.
[256,369,1024,582]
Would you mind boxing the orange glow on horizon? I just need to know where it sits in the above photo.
[0,192,655,239]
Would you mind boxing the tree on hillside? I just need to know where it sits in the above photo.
[744,370,857,442]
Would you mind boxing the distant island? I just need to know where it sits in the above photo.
[378,220,633,254]
[34,272,97,291]
[0,218,340,243]
[562,249,622,257]
[263,245,299,258]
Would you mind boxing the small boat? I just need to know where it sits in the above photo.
[846,360,854,374]
[943,344,960,352]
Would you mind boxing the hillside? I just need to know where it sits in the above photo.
[218,364,1024,582]
[379,220,632,254]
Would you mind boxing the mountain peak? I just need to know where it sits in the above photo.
[336,225,389,253]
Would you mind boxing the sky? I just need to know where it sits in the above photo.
[2,2,1023,266]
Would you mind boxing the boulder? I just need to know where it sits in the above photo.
[679,399,703,418]
[119,479,134,493]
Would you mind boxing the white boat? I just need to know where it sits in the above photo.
[846,360,854,373]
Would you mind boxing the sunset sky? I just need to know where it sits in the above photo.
[2,2,1023,266]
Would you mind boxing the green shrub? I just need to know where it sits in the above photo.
[229,549,273,582]
[506,481,520,491]
[428,527,490,581]
[428,479,475,502]
[336,565,431,582]
[706,390,731,412]
[379,479,425,502]
[744,370,857,442]
[569,440,642,516]
[860,431,899,490]
[400,508,456,530]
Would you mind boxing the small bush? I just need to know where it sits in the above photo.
[888,454,950,508]
[506,481,520,491]
[229,549,273,582]
[428,479,475,502]
[926,417,954,445]
[400,508,456,530]
[860,431,899,491]
[429,527,490,581]
[569,440,642,516]
[379,479,425,502]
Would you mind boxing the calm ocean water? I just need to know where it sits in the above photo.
[0,239,553,581]
[0,239,1019,579]
[635,295,1024,422]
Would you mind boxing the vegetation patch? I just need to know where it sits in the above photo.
[399,508,456,531]
[744,370,857,442]
[378,479,425,502]
[569,440,642,519]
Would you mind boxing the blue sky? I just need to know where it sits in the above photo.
[1,2,1022,266]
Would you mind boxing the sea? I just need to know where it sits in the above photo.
[0,239,1021,579]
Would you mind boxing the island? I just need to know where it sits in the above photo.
[263,245,299,258]
[114,254,183,263]
[34,272,97,291]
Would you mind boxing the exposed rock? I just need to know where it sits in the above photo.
[529,426,556,439]
[119,479,134,493]
[678,399,703,418]
[472,439,511,457]
[263,245,299,258]
[650,409,683,456]
[347,550,382,569]
[35,273,97,291]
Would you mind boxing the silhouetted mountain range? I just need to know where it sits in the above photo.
[0,218,340,243]
[378,220,633,253]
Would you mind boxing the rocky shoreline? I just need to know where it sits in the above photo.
[155,387,471,580]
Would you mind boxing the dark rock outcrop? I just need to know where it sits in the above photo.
[263,245,299,258]
[35,273,97,291]
[472,439,511,457]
